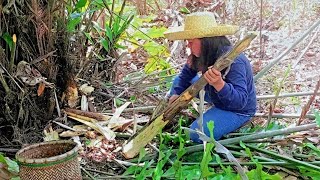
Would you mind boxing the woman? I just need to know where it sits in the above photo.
[164,12,257,142]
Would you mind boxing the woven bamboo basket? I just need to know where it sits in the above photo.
[16,140,82,180]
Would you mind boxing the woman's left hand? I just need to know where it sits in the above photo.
[204,68,225,92]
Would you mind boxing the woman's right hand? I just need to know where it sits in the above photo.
[169,94,179,104]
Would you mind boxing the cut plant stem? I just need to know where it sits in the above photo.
[230,150,279,162]
[255,113,315,119]
[182,161,320,166]
[244,144,320,171]
[257,91,320,100]
[181,123,318,154]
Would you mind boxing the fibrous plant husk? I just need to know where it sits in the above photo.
[0,0,105,146]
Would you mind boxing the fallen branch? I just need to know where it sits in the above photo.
[122,34,257,159]
[292,26,319,68]
[254,18,320,82]
[0,148,19,153]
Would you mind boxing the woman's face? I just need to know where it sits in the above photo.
[187,38,201,57]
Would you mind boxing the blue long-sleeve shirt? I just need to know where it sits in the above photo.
[172,53,257,115]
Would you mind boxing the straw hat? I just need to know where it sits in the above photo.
[164,12,239,40]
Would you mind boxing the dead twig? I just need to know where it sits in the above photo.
[65,108,110,121]
[297,79,320,125]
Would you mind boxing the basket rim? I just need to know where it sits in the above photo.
[15,140,80,164]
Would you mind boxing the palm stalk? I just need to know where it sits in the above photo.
[182,123,317,154]
[245,144,320,171]
[182,161,320,167]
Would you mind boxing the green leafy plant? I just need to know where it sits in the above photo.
[0,153,19,179]
[239,142,282,180]
[152,132,172,180]
[1,32,13,51]
[200,121,215,178]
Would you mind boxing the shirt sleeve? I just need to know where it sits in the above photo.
[172,64,197,95]
[216,59,249,110]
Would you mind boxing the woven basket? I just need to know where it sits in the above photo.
[16,140,82,180]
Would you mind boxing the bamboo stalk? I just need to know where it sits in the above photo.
[257,91,320,100]
[245,144,320,171]
[254,18,320,82]
[182,123,318,154]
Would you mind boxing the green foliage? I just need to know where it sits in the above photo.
[1,32,13,51]
[243,168,282,180]
[200,121,215,178]
[0,153,19,175]
[180,7,191,14]
[298,166,320,180]
[239,142,282,180]
[129,16,170,73]
[171,117,187,179]
[303,143,320,156]
[114,97,125,107]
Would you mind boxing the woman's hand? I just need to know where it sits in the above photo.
[204,68,225,92]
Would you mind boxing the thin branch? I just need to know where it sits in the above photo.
[292,26,319,68]
[297,79,320,125]
[254,18,320,81]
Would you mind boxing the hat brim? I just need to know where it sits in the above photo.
[164,25,239,40]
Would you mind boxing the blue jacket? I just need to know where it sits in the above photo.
[172,53,257,115]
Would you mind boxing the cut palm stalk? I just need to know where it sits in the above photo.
[182,161,320,166]
[65,108,110,121]
[181,123,318,154]
[245,144,320,171]
[122,34,257,159]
